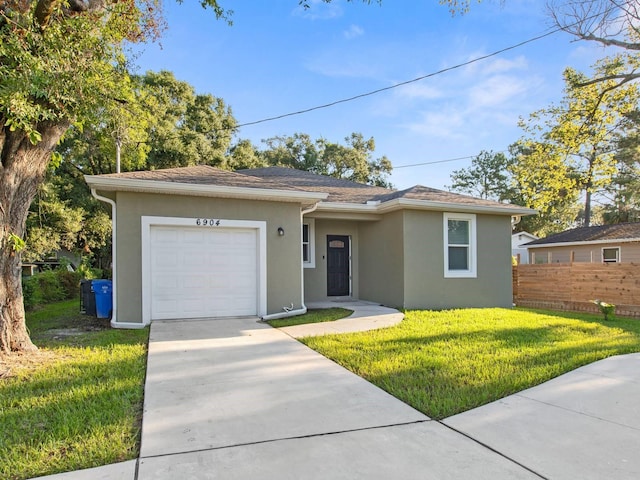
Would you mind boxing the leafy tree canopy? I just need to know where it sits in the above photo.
[260,132,393,187]
[515,59,639,226]
[447,150,513,201]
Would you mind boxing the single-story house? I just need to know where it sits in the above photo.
[511,231,538,264]
[525,223,640,264]
[84,165,534,328]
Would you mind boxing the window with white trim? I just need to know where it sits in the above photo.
[602,247,620,263]
[444,213,477,278]
[302,219,316,268]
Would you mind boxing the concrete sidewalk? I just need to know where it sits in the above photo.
[33,311,640,480]
[279,300,404,338]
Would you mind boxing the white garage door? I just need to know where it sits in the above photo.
[149,226,258,320]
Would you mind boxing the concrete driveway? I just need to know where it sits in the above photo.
[136,317,537,479]
[34,315,640,479]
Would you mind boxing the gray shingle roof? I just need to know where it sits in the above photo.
[239,167,526,210]
[526,223,640,245]
[375,185,525,210]
[91,165,530,212]
[238,167,391,202]
[95,165,307,192]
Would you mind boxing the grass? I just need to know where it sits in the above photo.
[301,307,640,420]
[266,307,352,328]
[0,299,148,480]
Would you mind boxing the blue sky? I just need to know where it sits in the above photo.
[133,0,608,190]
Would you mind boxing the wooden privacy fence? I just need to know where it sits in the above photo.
[513,263,640,318]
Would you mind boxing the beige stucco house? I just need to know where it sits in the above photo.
[525,223,640,264]
[84,166,533,328]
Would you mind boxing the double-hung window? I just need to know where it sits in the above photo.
[444,213,477,278]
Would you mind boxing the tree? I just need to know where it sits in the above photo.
[0,0,228,353]
[508,142,581,235]
[515,62,639,227]
[24,175,111,266]
[260,132,393,187]
[227,139,267,170]
[548,1,640,87]
[447,150,513,200]
[141,71,236,170]
[599,109,640,223]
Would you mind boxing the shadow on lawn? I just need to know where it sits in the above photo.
[308,309,640,419]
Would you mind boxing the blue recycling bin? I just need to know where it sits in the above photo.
[92,280,113,319]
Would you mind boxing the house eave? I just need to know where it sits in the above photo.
[526,238,640,249]
[84,175,328,205]
[314,198,534,217]
[378,198,535,216]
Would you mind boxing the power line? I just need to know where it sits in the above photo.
[393,155,477,169]
[236,27,562,129]
[393,150,509,170]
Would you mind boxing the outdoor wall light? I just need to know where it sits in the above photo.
[277,227,285,236]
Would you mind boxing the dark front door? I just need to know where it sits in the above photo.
[327,235,350,296]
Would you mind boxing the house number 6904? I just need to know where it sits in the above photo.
[196,218,220,226]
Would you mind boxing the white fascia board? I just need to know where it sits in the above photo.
[527,238,640,249]
[84,175,328,204]
[315,198,535,217]
[314,202,380,214]
[376,198,536,216]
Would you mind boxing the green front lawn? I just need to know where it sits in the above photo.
[302,308,640,419]
[0,299,148,480]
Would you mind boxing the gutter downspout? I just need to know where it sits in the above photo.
[261,202,319,321]
[91,189,145,329]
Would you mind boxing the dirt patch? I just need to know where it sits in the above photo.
[0,349,58,380]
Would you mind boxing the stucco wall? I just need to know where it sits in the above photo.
[402,211,513,309]
[304,219,360,301]
[111,191,302,323]
[358,211,405,308]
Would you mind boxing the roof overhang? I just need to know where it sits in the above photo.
[526,238,640,249]
[314,197,535,217]
[84,175,328,207]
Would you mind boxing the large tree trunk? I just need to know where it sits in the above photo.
[0,121,69,353]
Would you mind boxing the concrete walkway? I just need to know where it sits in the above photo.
[33,307,640,480]
[279,300,404,338]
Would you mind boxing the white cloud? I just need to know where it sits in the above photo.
[463,54,529,77]
[467,75,528,108]
[480,56,528,75]
[405,109,466,139]
[344,24,364,39]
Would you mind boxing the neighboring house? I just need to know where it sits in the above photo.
[525,223,640,264]
[84,166,534,328]
[511,231,538,264]
[21,251,80,277]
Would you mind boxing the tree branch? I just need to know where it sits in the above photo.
[580,33,640,51]
[576,72,640,88]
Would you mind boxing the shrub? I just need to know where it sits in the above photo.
[55,270,82,299]
[22,270,78,310]
[22,276,43,310]
[34,271,65,304]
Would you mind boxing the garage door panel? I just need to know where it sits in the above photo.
[150,225,258,320]
[155,276,179,289]
[154,228,178,241]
